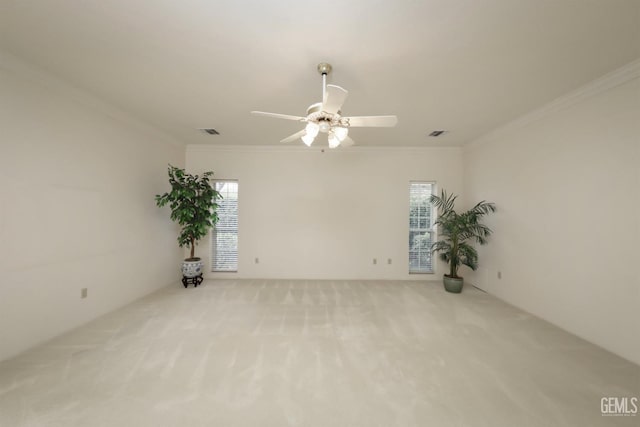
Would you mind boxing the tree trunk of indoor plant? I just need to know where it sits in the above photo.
[182,239,202,277]
[443,236,463,292]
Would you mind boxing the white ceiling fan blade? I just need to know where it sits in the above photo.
[280,129,307,143]
[322,85,348,114]
[251,111,306,121]
[341,136,355,147]
[345,115,398,127]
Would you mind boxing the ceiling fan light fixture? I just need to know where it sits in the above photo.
[301,132,316,146]
[319,121,331,133]
[328,132,340,149]
[305,122,320,137]
[333,126,348,141]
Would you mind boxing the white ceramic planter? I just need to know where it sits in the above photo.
[182,258,203,278]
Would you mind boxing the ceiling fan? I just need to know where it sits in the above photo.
[251,63,398,148]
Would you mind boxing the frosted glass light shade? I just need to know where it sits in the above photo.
[305,122,320,137]
[301,133,315,146]
[328,132,340,148]
[333,126,348,141]
[319,121,331,133]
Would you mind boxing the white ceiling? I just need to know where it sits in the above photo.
[1,0,638,147]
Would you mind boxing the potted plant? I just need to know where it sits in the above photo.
[155,165,222,284]
[430,190,496,293]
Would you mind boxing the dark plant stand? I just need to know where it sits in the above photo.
[182,274,203,288]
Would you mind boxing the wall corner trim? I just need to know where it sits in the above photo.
[467,58,640,149]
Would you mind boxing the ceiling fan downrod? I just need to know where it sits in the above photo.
[317,62,332,104]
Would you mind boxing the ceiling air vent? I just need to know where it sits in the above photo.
[200,128,220,135]
[429,130,448,137]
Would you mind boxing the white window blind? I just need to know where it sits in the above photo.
[409,182,434,273]
[212,181,238,272]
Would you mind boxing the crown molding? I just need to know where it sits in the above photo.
[186,144,462,154]
[467,58,640,149]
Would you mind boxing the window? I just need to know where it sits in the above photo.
[409,182,434,273]
[212,181,238,272]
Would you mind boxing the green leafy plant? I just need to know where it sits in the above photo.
[155,165,222,260]
[430,190,496,278]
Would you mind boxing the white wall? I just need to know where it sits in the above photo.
[187,145,463,280]
[463,62,640,364]
[0,53,184,362]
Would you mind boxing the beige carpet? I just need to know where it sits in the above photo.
[0,279,638,426]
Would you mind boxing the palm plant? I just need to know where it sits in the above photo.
[430,190,496,279]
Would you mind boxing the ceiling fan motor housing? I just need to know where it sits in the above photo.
[306,102,347,132]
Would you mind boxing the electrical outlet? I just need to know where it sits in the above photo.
[497,271,502,279]
[387,258,392,265]
[81,288,88,299]
[255,257,259,264]
[373,258,377,265]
